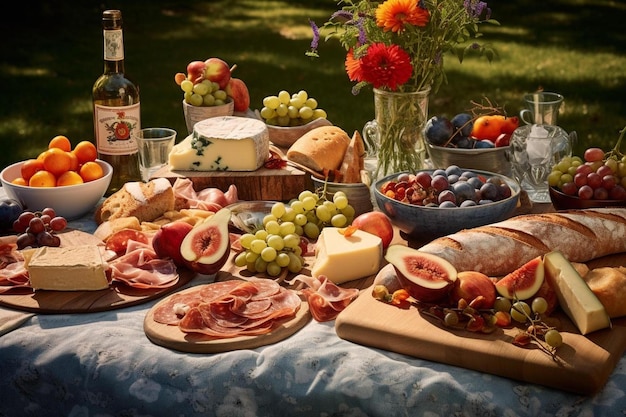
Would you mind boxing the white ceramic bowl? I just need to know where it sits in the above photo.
[1,160,113,219]
[373,169,520,241]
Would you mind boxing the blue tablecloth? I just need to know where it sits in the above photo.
[1,192,625,416]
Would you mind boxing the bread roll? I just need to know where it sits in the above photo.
[418,208,626,277]
[287,126,351,172]
[582,266,626,318]
[96,178,175,225]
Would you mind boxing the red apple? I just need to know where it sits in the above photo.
[152,221,193,267]
[495,133,511,147]
[225,78,250,112]
[204,57,231,89]
[186,61,206,84]
[450,271,496,309]
[352,211,394,250]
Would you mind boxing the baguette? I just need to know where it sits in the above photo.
[418,208,626,277]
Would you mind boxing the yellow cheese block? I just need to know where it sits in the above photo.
[312,227,382,284]
[26,246,109,291]
[544,251,611,335]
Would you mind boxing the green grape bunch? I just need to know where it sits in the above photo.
[234,189,355,276]
[260,90,327,127]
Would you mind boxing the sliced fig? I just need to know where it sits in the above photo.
[495,256,544,300]
[385,245,457,303]
[180,208,231,275]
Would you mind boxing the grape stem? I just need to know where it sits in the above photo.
[606,125,626,159]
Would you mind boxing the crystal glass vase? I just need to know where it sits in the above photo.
[363,87,431,180]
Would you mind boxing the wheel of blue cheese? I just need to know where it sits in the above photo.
[169,116,270,171]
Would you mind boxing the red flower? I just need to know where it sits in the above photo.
[359,43,413,90]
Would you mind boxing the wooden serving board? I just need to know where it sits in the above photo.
[144,284,311,353]
[152,164,313,202]
[336,253,626,395]
[0,229,195,314]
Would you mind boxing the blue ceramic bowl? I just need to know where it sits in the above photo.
[373,169,521,240]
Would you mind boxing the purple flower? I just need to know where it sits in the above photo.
[464,0,489,19]
[309,19,319,50]
[331,10,354,21]
[357,16,367,44]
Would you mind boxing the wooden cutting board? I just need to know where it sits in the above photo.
[335,254,626,395]
[152,164,313,202]
[144,284,310,353]
[0,229,195,314]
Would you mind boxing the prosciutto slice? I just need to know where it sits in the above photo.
[172,178,238,212]
[108,239,179,289]
[297,275,360,322]
[153,278,302,339]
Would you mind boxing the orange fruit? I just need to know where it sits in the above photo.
[471,115,506,141]
[21,158,45,181]
[11,177,28,186]
[42,147,72,176]
[29,170,56,187]
[73,141,98,164]
[57,170,84,186]
[67,151,79,171]
[48,135,72,152]
[79,161,104,182]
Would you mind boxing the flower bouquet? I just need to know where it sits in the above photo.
[308,0,499,177]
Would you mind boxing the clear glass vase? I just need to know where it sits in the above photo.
[363,87,431,180]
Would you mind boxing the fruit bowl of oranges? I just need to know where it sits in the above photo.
[0,135,112,219]
[425,112,519,176]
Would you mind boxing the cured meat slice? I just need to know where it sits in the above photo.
[154,278,302,339]
[301,276,360,322]
[153,281,241,325]
[108,239,179,289]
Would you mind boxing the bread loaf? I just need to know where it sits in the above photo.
[96,178,175,225]
[287,126,351,172]
[418,208,626,277]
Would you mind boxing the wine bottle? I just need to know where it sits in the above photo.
[92,9,141,196]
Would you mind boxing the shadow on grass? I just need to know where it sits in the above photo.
[0,0,624,169]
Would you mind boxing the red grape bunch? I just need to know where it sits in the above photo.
[12,207,68,249]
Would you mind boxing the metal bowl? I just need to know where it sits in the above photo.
[427,142,512,176]
[373,169,521,241]
[226,200,277,233]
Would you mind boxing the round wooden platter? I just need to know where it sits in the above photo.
[143,284,311,354]
[0,229,195,314]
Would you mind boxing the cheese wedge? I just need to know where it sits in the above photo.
[312,227,382,284]
[543,251,611,335]
[169,116,269,171]
[26,246,109,291]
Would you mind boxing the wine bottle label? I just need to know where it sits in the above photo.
[104,29,124,61]
[94,103,140,155]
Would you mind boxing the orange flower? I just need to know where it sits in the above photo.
[360,43,413,91]
[345,49,364,82]
[376,0,430,33]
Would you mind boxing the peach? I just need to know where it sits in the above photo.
[450,271,496,309]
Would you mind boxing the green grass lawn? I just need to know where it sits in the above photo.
[1,0,625,170]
